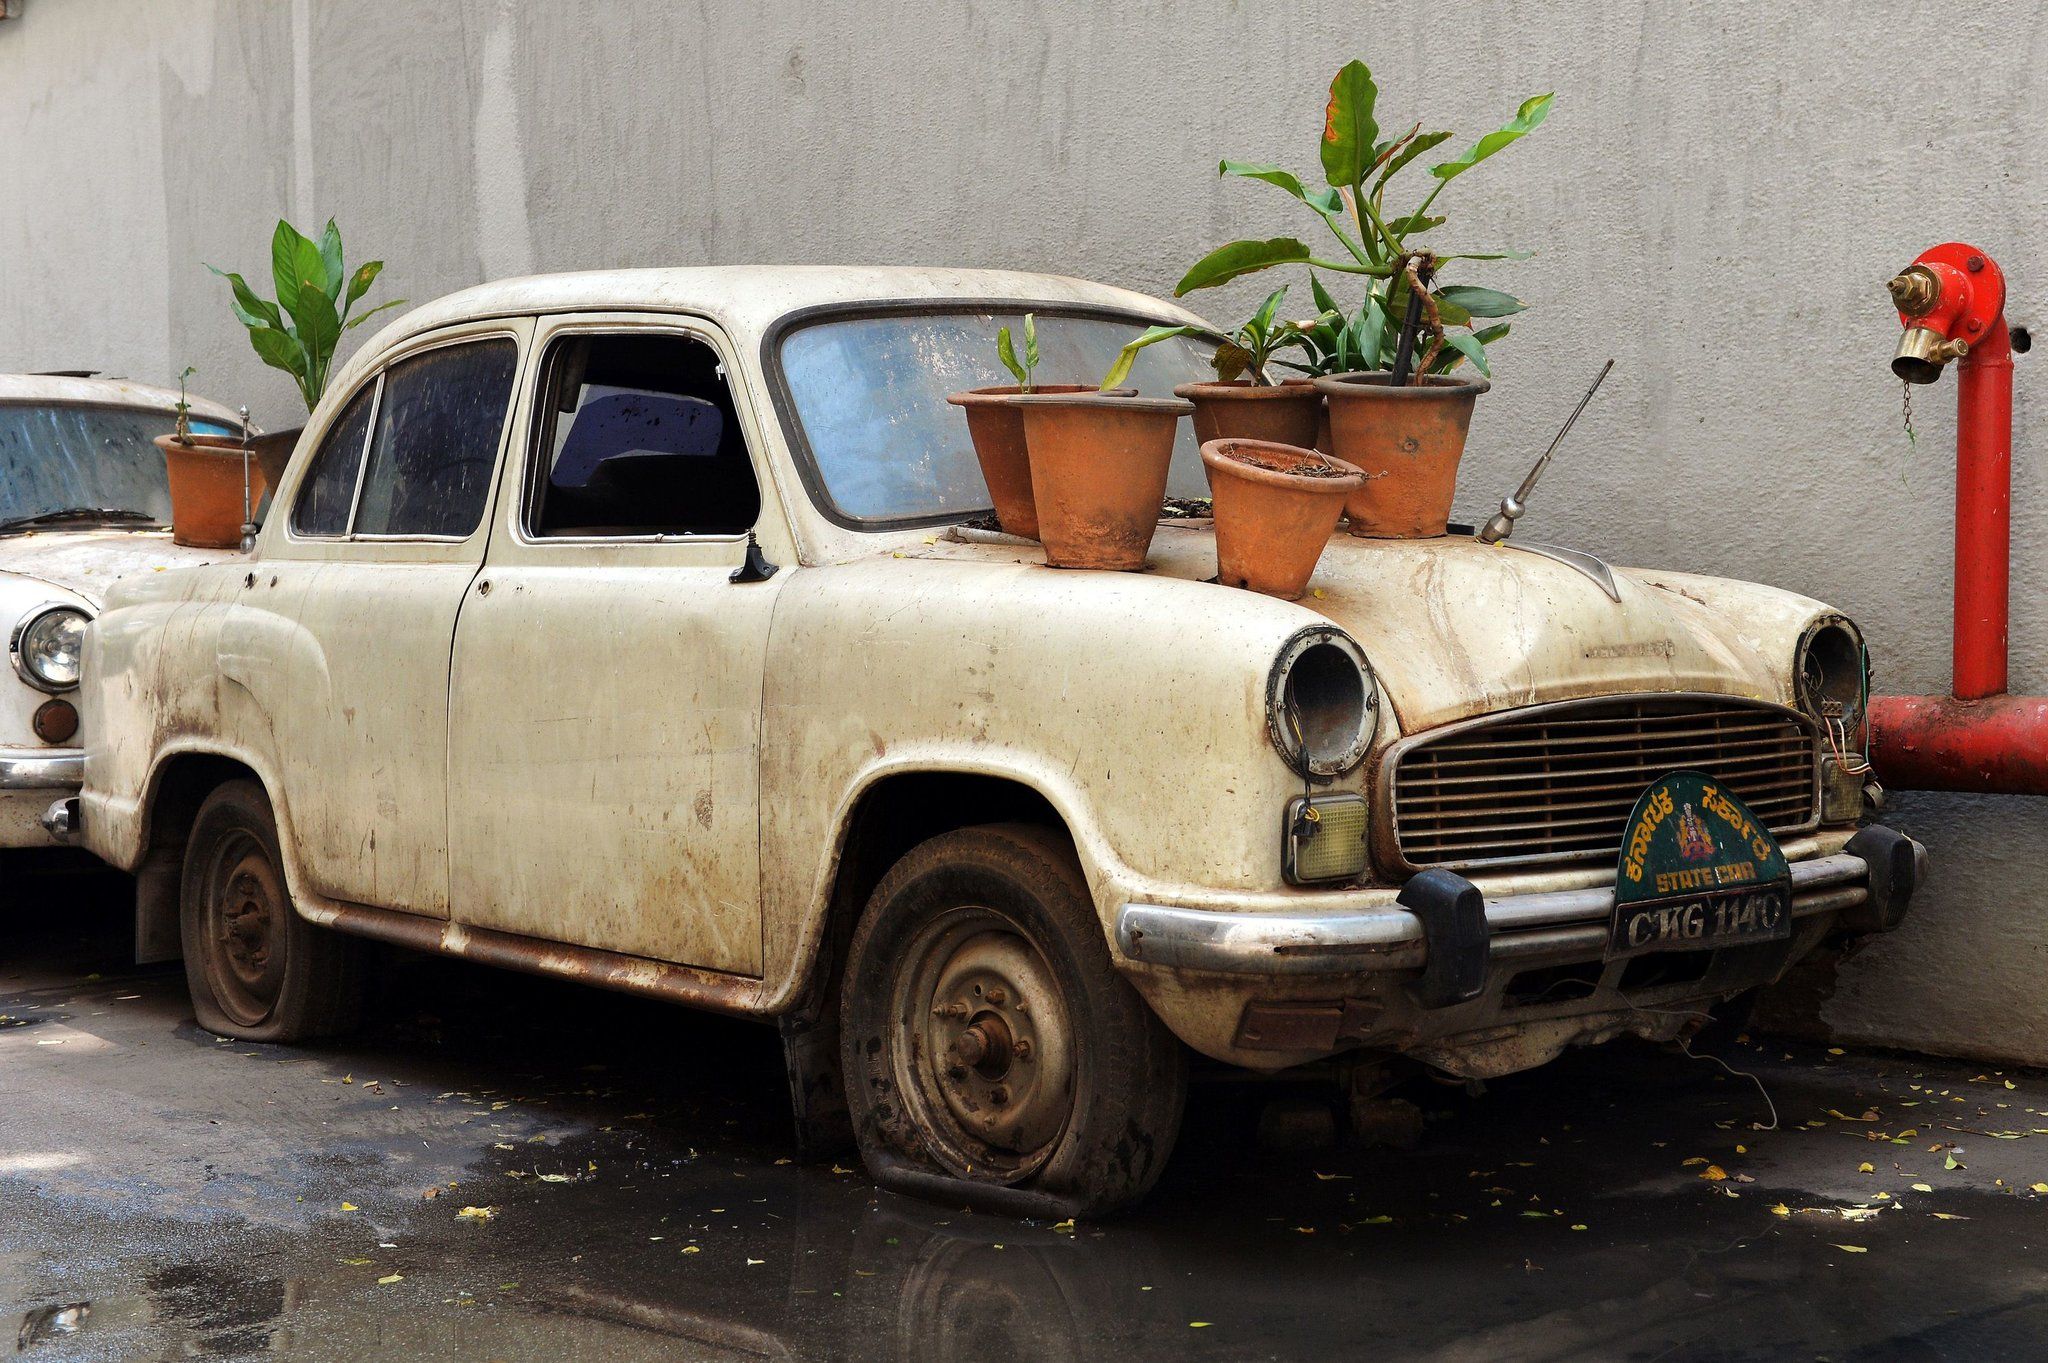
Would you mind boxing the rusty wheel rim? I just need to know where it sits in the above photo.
[890,906,1075,1183]
[203,828,286,1028]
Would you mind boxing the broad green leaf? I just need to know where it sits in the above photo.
[317,220,345,301]
[1472,323,1511,345]
[1174,237,1311,295]
[342,298,405,331]
[1219,160,1347,220]
[1385,213,1445,238]
[1374,130,1451,192]
[1433,297,1471,328]
[1023,313,1039,374]
[1101,324,1214,390]
[246,324,306,381]
[1347,295,1385,370]
[1320,59,1381,189]
[996,326,1026,387]
[1309,272,1342,320]
[1429,93,1554,182]
[207,265,282,330]
[1434,284,1526,319]
[271,219,317,315]
[284,285,341,397]
[345,260,384,312]
[1437,330,1491,376]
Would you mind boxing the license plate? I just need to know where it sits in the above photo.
[1608,882,1791,959]
[1609,770,1793,961]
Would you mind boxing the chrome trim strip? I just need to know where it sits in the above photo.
[1115,852,1875,977]
[0,747,82,791]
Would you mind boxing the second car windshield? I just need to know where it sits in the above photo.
[0,403,232,528]
[776,308,1219,526]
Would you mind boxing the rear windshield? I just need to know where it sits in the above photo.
[774,308,1215,527]
[0,403,234,525]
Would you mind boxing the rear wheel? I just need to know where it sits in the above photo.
[840,823,1186,1216]
[180,779,365,1042]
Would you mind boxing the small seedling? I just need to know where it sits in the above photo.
[173,365,196,443]
[996,313,1039,393]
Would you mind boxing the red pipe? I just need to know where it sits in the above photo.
[1866,242,2048,795]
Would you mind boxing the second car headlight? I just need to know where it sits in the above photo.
[1796,615,1867,728]
[13,605,89,693]
[1267,626,1378,777]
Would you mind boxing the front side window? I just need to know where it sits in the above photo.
[289,336,518,539]
[527,331,759,537]
[774,308,1216,527]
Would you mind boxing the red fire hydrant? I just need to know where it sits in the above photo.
[1867,243,2048,793]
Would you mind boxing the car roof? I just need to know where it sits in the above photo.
[0,373,245,427]
[360,265,1205,352]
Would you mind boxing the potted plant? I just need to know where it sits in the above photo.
[152,366,263,548]
[1202,437,1362,599]
[947,315,1104,540]
[208,217,403,492]
[1100,285,1328,450]
[1174,58,1550,536]
[1013,377,1192,571]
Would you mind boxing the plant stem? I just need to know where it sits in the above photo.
[1306,257,1393,277]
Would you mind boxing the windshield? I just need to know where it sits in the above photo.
[775,307,1217,527]
[0,403,234,527]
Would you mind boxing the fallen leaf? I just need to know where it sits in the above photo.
[1945,1153,1966,1171]
[747,1258,764,1266]
[1681,1157,1709,1167]
[1932,1212,1969,1221]
[1832,1244,1868,1254]
[1313,1171,1351,1182]
[340,1202,359,1212]
[1769,1203,1791,1217]
[378,1273,404,1284]
[536,1173,573,1184]
[457,1206,497,1221]
[1858,1163,1875,1174]
[2032,1183,2048,1194]
[340,1257,373,1266]
[1190,1323,1211,1329]
[1700,1165,1728,1181]
[682,1246,700,1255]
[1912,1183,1935,1193]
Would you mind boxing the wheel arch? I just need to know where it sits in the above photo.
[130,748,276,964]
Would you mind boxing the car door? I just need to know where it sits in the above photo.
[445,313,790,975]
[273,318,531,917]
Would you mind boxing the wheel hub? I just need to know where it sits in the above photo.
[205,832,286,1026]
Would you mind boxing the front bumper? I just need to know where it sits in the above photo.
[0,745,80,793]
[1117,827,1923,987]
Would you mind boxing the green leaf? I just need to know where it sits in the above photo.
[996,326,1026,387]
[271,219,318,316]
[1023,313,1038,376]
[342,298,405,331]
[1218,160,1347,218]
[207,265,283,331]
[246,324,307,382]
[317,219,346,301]
[1437,330,1492,377]
[1433,284,1526,319]
[1429,93,1554,182]
[1174,237,1311,295]
[1320,59,1381,189]
[283,285,341,402]
[1351,295,1387,369]
[344,260,384,312]
[1374,130,1451,192]
[1308,272,1342,320]
[1472,323,1511,345]
[1247,285,1289,342]
[1438,248,1535,263]
[1101,324,1215,390]
[1434,297,1472,329]
[1385,213,1445,238]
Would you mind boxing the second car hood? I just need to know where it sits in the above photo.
[0,528,234,608]
[1143,525,1820,734]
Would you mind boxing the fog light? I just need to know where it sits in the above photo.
[31,698,77,745]
[1283,793,1369,884]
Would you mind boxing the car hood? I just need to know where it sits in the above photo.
[1141,524,1822,734]
[0,528,233,608]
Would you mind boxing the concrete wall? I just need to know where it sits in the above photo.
[3,0,2044,1062]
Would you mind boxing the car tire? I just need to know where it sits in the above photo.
[180,779,365,1043]
[840,823,1186,1217]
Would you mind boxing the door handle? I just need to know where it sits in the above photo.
[476,579,492,596]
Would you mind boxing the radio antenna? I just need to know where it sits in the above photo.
[1477,359,1614,545]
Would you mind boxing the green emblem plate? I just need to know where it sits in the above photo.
[1609,770,1791,960]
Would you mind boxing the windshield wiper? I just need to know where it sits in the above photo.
[0,507,163,534]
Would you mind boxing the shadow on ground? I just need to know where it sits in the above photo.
[4,874,2046,1361]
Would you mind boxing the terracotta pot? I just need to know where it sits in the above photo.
[1014,392,1192,570]
[1201,439,1363,599]
[1313,372,1489,538]
[1173,379,1323,450]
[155,434,267,549]
[947,385,1103,540]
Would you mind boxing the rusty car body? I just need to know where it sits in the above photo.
[74,267,1920,1215]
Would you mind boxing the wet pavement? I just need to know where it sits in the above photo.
[5,877,2048,1361]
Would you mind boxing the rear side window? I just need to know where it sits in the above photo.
[527,332,759,537]
[355,339,519,537]
[289,336,518,539]
[291,383,374,536]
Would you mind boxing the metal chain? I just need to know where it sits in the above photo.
[1901,380,1917,448]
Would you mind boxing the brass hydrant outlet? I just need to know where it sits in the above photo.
[1895,325,1967,385]
[1888,265,1941,317]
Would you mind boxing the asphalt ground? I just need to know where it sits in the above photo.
[5,871,2047,1362]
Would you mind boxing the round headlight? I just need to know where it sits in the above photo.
[13,605,89,693]
[1796,615,1867,725]
[1267,627,1378,777]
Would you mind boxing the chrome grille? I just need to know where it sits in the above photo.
[1385,695,1820,872]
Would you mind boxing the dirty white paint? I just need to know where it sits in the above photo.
[7,0,2041,1062]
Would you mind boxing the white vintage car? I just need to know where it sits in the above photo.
[0,374,243,854]
[77,268,1920,1215]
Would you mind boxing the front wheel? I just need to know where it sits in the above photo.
[180,779,365,1043]
[840,823,1186,1217]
